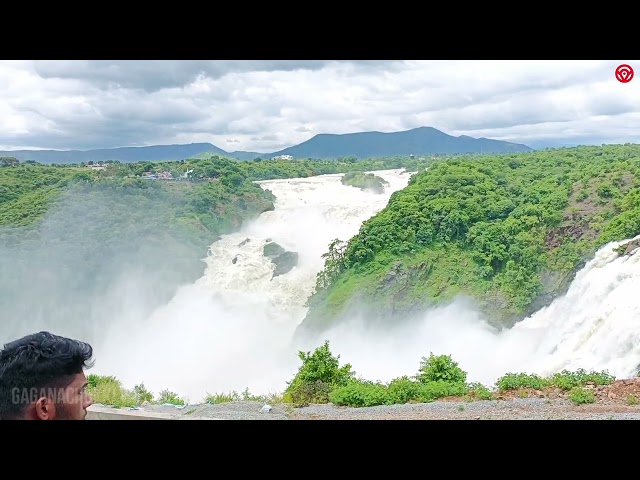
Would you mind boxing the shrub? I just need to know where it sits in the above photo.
[329,380,390,407]
[86,374,138,408]
[549,369,615,390]
[416,353,467,384]
[568,387,596,405]
[158,389,186,405]
[386,376,423,404]
[414,380,468,403]
[495,373,549,391]
[467,382,495,400]
[283,340,355,406]
[133,383,154,403]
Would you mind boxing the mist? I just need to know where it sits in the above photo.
[0,181,212,355]
[3,169,640,404]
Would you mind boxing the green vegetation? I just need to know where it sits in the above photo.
[282,340,355,406]
[85,342,621,409]
[285,342,616,408]
[303,144,640,333]
[341,171,389,193]
[495,369,615,391]
[205,389,284,405]
[86,374,144,408]
[0,153,434,340]
[0,158,279,331]
[568,387,596,405]
[0,153,434,232]
[87,374,187,407]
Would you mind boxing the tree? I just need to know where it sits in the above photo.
[314,238,347,291]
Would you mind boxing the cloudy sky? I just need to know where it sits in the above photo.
[1,60,639,153]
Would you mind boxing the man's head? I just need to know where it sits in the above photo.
[0,331,94,420]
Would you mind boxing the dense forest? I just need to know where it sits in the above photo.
[300,144,640,335]
[0,153,433,341]
[8,145,639,345]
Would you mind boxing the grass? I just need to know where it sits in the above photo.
[205,388,284,405]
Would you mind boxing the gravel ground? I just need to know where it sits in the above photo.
[131,398,640,420]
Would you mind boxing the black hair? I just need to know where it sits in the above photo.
[0,331,94,419]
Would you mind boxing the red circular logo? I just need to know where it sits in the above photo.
[615,64,634,83]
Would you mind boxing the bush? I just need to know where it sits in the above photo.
[568,387,596,405]
[495,369,615,391]
[329,380,390,407]
[414,380,468,403]
[495,373,549,391]
[288,380,333,406]
[133,383,154,403]
[86,374,138,408]
[386,376,423,404]
[157,389,186,405]
[548,369,615,390]
[467,382,495,400]
[416,353,467,384]
[283,340,355,406]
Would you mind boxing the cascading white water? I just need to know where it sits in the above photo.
[502,234,640,378]
[93,169,640,402]
[94,169,413,401]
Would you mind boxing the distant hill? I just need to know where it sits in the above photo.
[227,150,269,161]
[267,127,533,159]
[0,127,533,164]
[0,143,227,164]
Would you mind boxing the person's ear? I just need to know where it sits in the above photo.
[34,396,55,420]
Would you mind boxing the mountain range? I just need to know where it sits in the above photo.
[0,127,533,164]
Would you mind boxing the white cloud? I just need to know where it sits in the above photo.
[0,60,639,152]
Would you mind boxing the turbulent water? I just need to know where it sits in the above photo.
[13,168,640,402]
[92,169,414,400]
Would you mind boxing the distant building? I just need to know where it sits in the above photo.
[86,163,107,170]
[271,154,293,160]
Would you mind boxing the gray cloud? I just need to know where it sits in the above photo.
[1,60,639,153]
[32,60,399,92]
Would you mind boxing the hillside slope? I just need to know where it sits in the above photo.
[299,144,640,335]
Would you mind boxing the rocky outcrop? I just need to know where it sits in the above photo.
[263,242,286,257]
[272,251,299,278]
[614,238,640,257]
[341,172,389,194]
[263,241,298,278]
